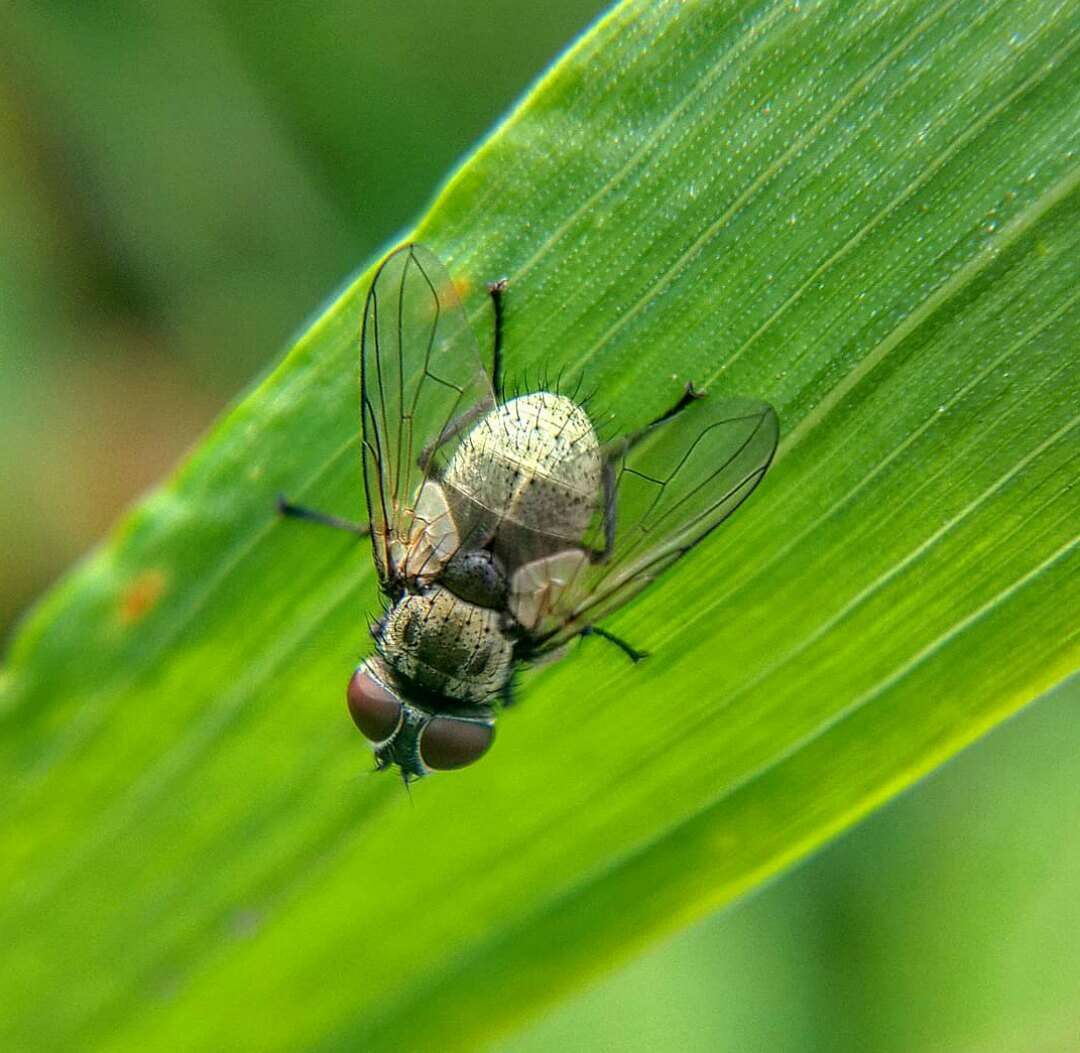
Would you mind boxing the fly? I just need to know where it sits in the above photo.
[279,244,779,782]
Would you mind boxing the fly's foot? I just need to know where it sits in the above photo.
[580,625,649,664]
[276,494,370,538]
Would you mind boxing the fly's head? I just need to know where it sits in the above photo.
[346,658,495,783]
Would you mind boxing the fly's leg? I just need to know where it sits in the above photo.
[276,494,370,538]
[499,675,517,709]
[579,625,648,663]
[588,459,618,564]
[651,379,705,426]
[624,380,705,444]
[417,278,508,473]
[487,277,508,401]
[589,381,706,564]
[290,279,510,533]
[416,400,491,474]
[418,275,507,475]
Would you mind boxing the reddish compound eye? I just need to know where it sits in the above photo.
[346,666,402,743]
[419,717,495,771]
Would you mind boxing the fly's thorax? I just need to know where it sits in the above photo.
[443,392,602,543]
[440,548,507,609]
[377,586,513,704]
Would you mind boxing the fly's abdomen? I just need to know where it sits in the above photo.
[444,392,601,545]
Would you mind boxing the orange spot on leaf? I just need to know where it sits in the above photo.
[119,568,168,624]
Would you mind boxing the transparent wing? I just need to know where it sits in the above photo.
[527,395,779,651]
[361,244,494,586]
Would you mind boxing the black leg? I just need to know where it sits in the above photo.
[590,381,706,563]
[487,278,508,401]
[647,380,705,428]
[276,494,370,538]
[416,400,490,472]
[606,381,706,455]
[580,625,648,663]
[499,675,517,709]
[589,459,618,565]
[414,284,508,470]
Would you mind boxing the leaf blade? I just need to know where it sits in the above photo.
[1,0,1078,1050]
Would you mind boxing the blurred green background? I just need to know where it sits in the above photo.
[2,2,1076,1049]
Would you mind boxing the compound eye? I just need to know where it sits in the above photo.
[419,717,495,771]
[346,666,402,743]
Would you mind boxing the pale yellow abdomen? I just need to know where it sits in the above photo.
[443,392,601,545]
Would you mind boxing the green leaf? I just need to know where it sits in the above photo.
[2,0,1077,1049]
